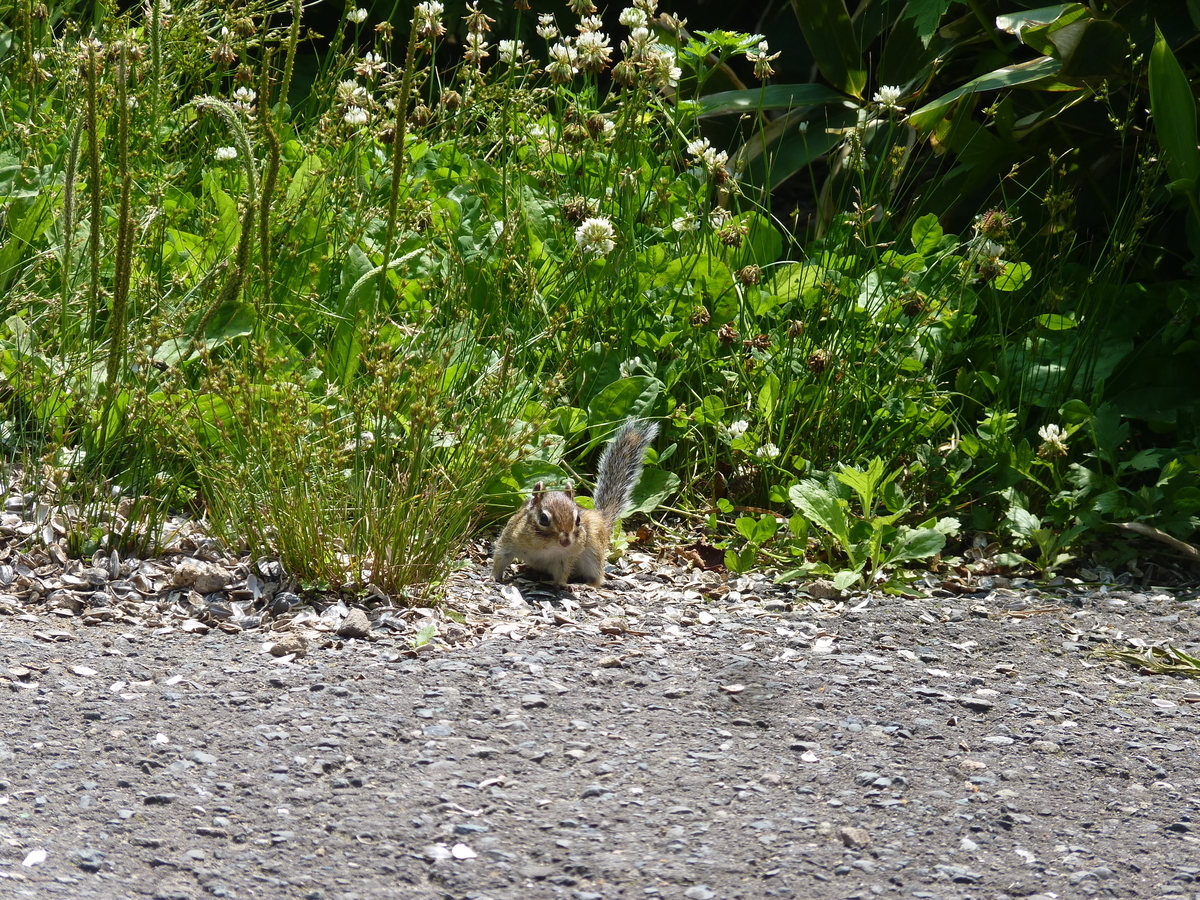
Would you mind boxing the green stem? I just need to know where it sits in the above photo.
[379,22,422,309]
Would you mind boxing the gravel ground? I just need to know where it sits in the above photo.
[2,573,1200,900]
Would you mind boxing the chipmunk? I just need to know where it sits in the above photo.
[492,418,659,587]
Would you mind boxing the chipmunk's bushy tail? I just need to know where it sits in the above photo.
[592,418,659,528]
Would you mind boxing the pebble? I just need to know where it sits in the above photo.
[335,608,371,639]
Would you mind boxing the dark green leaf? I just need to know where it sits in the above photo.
[699,84,845,117]
[1149,26,1200,187]
[627,468,678,515]
[910,213,943,255]
[909,57,1064,130]
[789,0,866,97]
[904,0,951,47]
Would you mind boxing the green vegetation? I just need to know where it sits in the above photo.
[0,0,1197,596]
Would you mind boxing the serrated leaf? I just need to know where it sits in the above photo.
[904,0,952,47]
[789,480,851,548]
[1005,506,1042,537]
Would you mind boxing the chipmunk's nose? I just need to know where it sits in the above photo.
[559,535,572,547]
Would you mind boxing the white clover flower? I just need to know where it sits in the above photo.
[596,117,615,141]
[464,31,489,64]
[644,44,681,90]
[728,420,749,438]
[413,1,445,39]
[336,79,371,106]
[355,50,386,79]
[547,41,578,83]
[536,13,559,40]
[978,238,1004,260]
[214,146,238,161]
[343,106,369,126]
[872,84,904,111]
[233,86,256,104]
[702,147,729,172]
[619,6,647,28]
[709,208,731,227]
[1037,423,1068,458]
[577,14,603,32]
[757,442,781,460]
[671,214,700,232]
[575,216,616,258]
[746,40,780,81]
[686,138,728,177]
[798,121,809,134]
[497,39,525,64]
[575,30,612,72]
[568,0,596,13]
[633,0,658,12]
[346,7,367,23]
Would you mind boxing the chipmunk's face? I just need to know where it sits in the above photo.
[529,484,582,548]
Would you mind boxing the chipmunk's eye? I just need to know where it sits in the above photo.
[575,513,582,528]
[537,512,550,528]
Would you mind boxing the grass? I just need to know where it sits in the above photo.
[0,0,1194,594]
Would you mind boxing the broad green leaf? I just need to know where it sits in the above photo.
[758,373,781,420]
[588,376,663,429]
[1173,486,1200,513]
[735,516,759,542]
[0,190,58,293]
[884,526,947,565]
[909,57,1064,130]
[832,570,862,591]
[1149,26,1200,188]
[285,154,326,205]
[550,407,588,436]
[992,261,1032,291]
[1036,313,1075,330]
[910,213,943,255]
[699,84,845,116]
[996,4,1090,57]
[627,468,678,515]
[753,515,780,544]
[695,394,724,426]
[789,0,866,97]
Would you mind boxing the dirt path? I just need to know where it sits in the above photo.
[2,581,1199,900]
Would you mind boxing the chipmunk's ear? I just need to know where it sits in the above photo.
[530,481,546,502]
[563,479,575,500]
